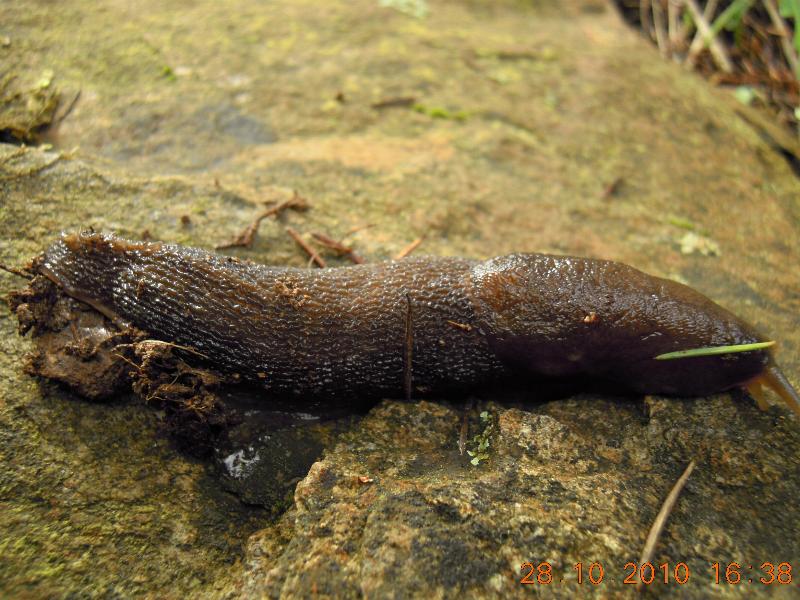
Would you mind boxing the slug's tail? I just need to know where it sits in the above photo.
[746,364,800,418]
[34,232,161,328]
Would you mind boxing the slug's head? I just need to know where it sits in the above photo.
[589,272,800,417]
[640,341,800,418]
[470,254,799,415]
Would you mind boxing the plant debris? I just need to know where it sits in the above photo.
[636,460,696,589]
[216,191,309,250]
[654,340,775,359]
[371,96,417,109]
[286,226,326,267]
[601,176,625,199]
[394,237,424,259]
[615,1,800,134]
[311,232,365,264]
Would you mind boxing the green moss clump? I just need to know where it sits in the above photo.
[467,410,495,466]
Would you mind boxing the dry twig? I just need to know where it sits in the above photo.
[0,262,32,279]
[53,90,81,127]
[311,232,365,264]
[601,176,624,199]
[640,0,653,39]
[686,0,719,62]
[667,0,687,52]
[286,226,326,268]
[371,96,416,109]
[684,0,734,72]
[217,192,309,249]
[763,0,800,76]
[652,0,670,57]
[395,237,424,260]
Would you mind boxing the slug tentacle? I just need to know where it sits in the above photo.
[14,231,794,413]
[745,379,771,412]
[762,364,800,418]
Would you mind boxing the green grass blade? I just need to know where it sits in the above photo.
[710,0,755,36]
[788,0,800,76]
[654,341,775,360]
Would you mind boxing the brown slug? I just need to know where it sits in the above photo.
[22,232,800,413]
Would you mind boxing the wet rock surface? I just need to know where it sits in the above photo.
[214,393,365,511]
[232,398,798,598]
[1,0,799,598]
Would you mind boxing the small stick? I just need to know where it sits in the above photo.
[686,0,719,61]
[763,0,800,77]
[311,232,365,264]
[111,352,143,372]
[601,176,624,199]
[286,226,326,268]
[216,192,310,250]
[54,90,82,127]
[684,0,733,73]
[117,339,210,359]
[395,237,424,260]
[667,0,684,53]
[637,460,696,590]
[403,293,413,401]
[640,0,653,41]
[371,96,416,109]
[144,340,210,358]
[651,0,670,58]
[216,219,262,250]
[0,262,33,279]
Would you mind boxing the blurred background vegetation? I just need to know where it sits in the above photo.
[615,0,799,133]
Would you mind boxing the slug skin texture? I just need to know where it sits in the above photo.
[36,232,772,400]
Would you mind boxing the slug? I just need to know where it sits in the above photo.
[21,232,800,414]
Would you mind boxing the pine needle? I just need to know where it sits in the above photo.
[637,460,696,590]
[654,341,775,360]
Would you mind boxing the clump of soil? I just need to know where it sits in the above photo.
[129,339,231,454]
[8,273,232,455]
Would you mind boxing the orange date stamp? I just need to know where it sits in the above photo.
[519,561,793,586]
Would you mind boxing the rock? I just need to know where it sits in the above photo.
[0,67,60,144]
[232,398,799,598]
[1,0,798,597]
